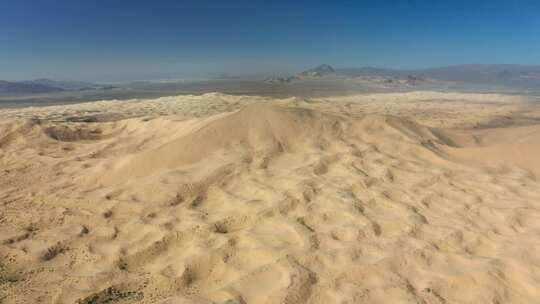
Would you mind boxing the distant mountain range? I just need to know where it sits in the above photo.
[0,80,64,94]
[0,79,116,94]
[4,64,540,94]
[297,64,540,88]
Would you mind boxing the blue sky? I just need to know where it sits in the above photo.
[1,0,540,82]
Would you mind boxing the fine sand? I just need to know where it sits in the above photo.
[1,91,540,303]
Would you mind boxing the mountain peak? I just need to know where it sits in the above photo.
[299,64,335,77]
[313,64,334,72]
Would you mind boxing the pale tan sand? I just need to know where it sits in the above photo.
[1,92,540,303]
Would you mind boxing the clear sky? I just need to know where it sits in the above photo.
[1,0,540,82]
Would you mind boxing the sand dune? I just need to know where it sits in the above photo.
[1,92,540,303]
[441,125,540,179]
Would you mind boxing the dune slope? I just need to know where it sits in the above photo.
[1,98,540,304]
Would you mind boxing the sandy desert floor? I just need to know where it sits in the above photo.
[1,91,540,303]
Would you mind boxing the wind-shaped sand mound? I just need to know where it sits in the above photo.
[104,104,344,181]
[103,103,449,184]
[175,102,343,154]
[4,95,540,303]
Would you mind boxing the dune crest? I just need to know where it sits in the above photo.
[102,104,344,183]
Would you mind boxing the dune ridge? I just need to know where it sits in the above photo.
[1,93,540,303]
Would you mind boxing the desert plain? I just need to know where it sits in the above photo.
[1,91,540,303]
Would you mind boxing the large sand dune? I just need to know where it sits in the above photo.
[1,92,540,303]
